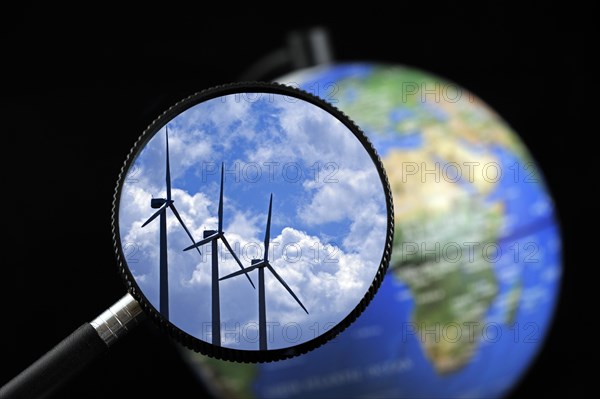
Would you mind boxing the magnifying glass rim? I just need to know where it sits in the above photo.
[112,82,394,362]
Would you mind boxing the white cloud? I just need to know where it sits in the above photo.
[299,167,384,226]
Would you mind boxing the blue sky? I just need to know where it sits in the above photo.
[119,93,388,350]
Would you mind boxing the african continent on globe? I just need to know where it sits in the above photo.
[182,63,562,399]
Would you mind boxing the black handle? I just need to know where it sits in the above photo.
[0,323,108,399]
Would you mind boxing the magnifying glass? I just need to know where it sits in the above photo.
[0,82,393,398]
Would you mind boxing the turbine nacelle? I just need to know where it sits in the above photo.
[151,198,170,209]
[204,230,218,238]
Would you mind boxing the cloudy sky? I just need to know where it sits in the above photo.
[118,92,388,350]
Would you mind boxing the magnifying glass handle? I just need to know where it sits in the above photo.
[0,294,144,399]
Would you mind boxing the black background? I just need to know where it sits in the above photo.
[1,7,591,398]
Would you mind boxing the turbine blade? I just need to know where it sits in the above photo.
[183,233,218,251]
[169,204,201,255]
[264,194,273,262]
[141,202,168,227]
[165,126,172,201]
[218,162,224,233]
[219,264,260,281]
[221,235,255,288]
[266,263,308,314]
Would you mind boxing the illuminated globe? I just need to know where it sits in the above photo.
[181,63,562,398]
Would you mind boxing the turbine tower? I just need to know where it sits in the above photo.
[220,194,308,350]
[184,163,255,346]
[141,126,201,320]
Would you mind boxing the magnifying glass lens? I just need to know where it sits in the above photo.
[115,84,393,361]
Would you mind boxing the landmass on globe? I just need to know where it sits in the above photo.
[340,68,527,373]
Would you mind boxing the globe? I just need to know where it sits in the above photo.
[180,63,562,398]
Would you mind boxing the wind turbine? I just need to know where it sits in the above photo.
[220,194,308,350]
[141,126,201,321]
[183,163,255,346]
